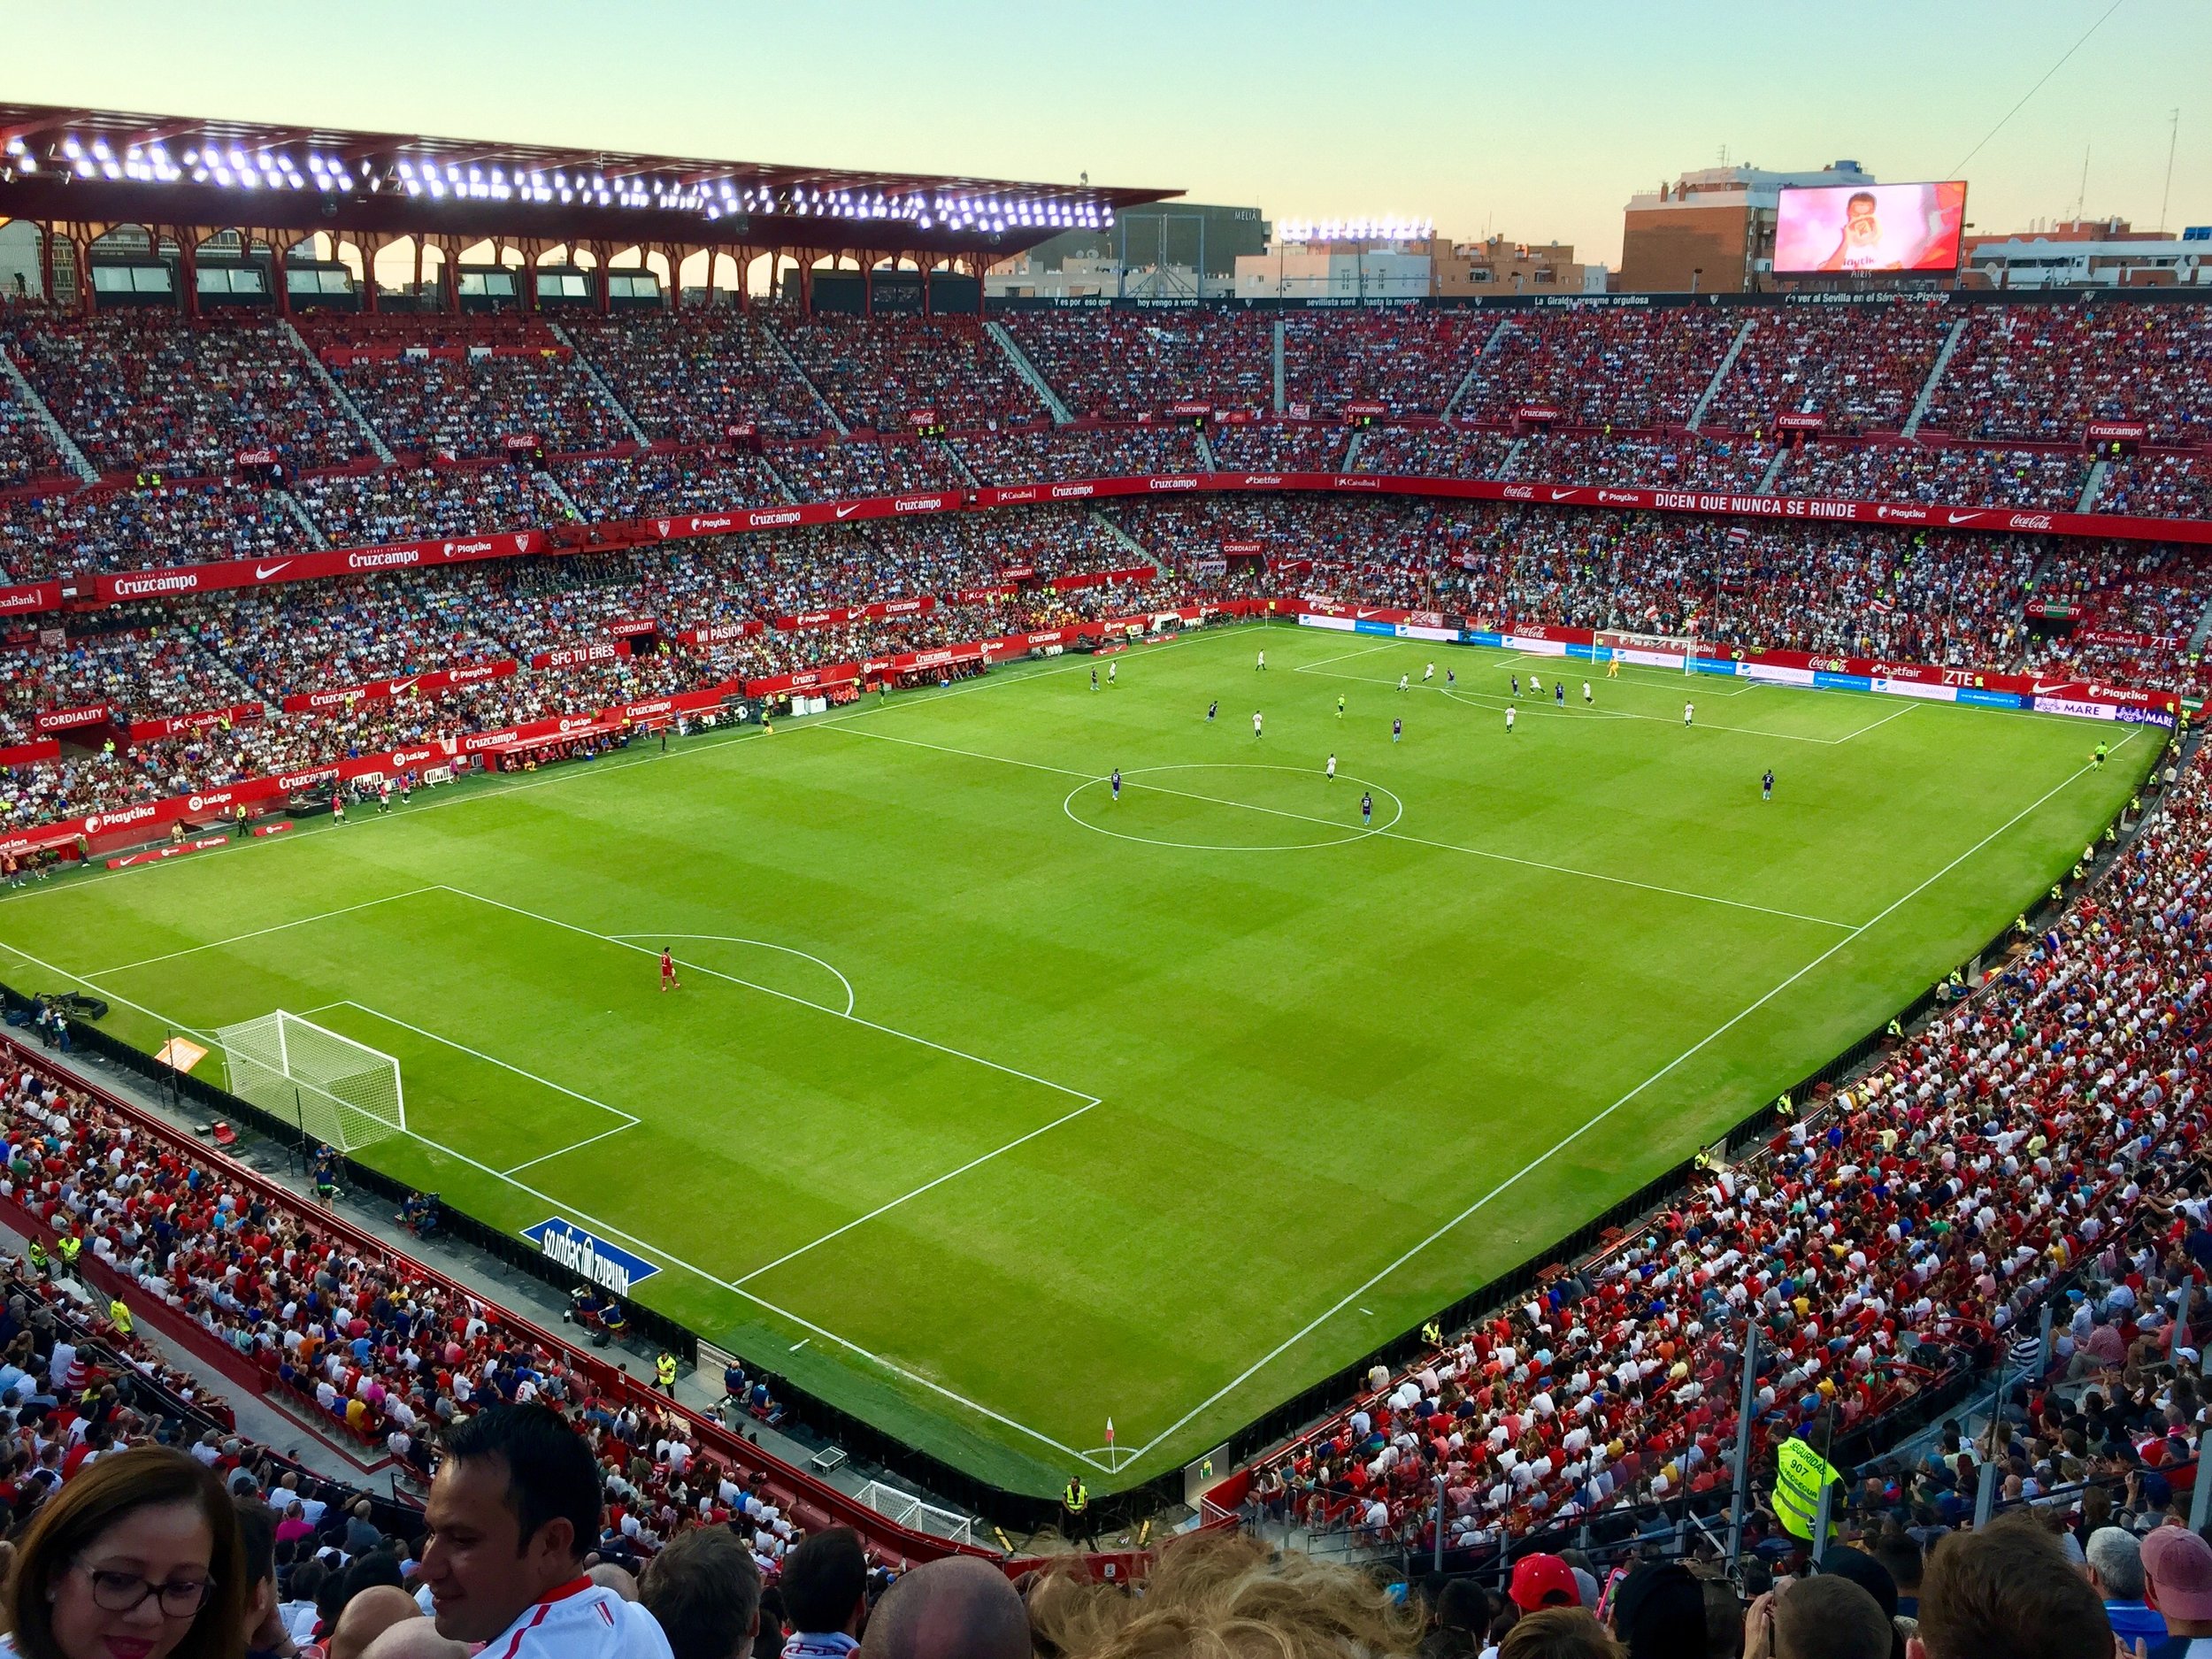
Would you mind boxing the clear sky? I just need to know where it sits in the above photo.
[8,0,2206,266]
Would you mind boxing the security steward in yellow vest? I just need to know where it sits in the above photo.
[26,1239,49,1280]
[56,1233,81,1277]
[1063,1474,1095,1548]
[656,1351,679,1397]
[108,1300,132,1338]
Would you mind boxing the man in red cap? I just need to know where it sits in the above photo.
[2140,1525,2212,1652]
[1509,1553,1582,1616]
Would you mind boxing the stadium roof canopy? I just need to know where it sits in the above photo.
[0,102,1179,261]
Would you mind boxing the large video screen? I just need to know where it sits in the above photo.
[1773,181,1968,274]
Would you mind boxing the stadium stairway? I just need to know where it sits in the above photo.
[1089,506,1156,568]
[0,347,98,481]
[2189,594,2212,662]
[1754,445,1789,495]
[1687,316,1758,432]
[1195,424,1219,471]
[755,448,803,504]
[2076,457,2109,513]
[759,319,852,437]
[1271,318,1286,415]
[1901,315,1972,438]
[283,319,396,465]
[273,488,331,549]
[983,320,1074,425]
[534,467,589,523]
[547,320,653,446]
[1440,316,1517,420]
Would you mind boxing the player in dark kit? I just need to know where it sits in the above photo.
[1207,699,1218,722]
[1763,769,1774,801]
[1111,768,1122,801]
[1361,791,1373,826]
[1392,717,1402,743]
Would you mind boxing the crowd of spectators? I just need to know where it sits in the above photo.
[1205,422,1352,472]
[1455,307,1740,428]
[767,438,965,503]
[1771,440,2091,509]
[954,424,1204,484]
[1698,301,1953,436]
[2021,540,2210,700]
[0,480,311,582]
[0,380,73,491]
[0,308,367,479]
[289,465,552,546]
[553,453,787,522]
[567,311,830,442]
[772,314,1048,434]
[1510,432,1778,492]
[1001,309,1273,417]
[1923,303,2212,447]
[1352,426,1521,480]
[1280,311,1494,418]
[2097,452,2212,522]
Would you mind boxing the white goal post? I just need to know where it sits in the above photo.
[214,1011,405,1154]
[1594,629,1700,673]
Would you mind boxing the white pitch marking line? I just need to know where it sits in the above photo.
[790,1338,810,1353]
[1293,641,1397,672]
[1126,738,2135,1456]
[609,933,855,1018]
[433,885,1097,1106]
[500,1121,639,1176]
[326,1000,638,1129]
[846,726,1857,929]
[83,888,441,976]
[1833,703,1917,744]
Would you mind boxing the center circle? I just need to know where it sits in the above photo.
[1062,764,1403,852]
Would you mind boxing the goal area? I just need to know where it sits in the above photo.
[1594,629,1699,672]
[214,1010,405,1154]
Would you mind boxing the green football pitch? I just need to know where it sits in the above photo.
[0,620,2155,1497]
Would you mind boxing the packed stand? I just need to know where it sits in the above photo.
[771,314,1046,434]
[0,376,73,490]
[0,481,311,582]
[954,424,1204,484]
[1206,422,1352,473]
[1509,432,1777,491]
[2095,452,2212,522]
[313,321,632,460]
[1353,426,1520,480]
[566,311,828,442]
[0,309,368,478]
[1280,310,1492,418]
[1771,440,2089,509]
[552,452,787,521]
[1002,309,1274,417]
[289,464,552,546]
[1699,301,1952,436]
[1922,303,2212,446]
[2021,540,2209,695]
[1455,306,1740,428]
[0,619,248,742]
[767,438,965,502]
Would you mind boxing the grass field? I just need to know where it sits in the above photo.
[0,619,2154,1497]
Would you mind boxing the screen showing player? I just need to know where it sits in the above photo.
[1773,181,1968,274]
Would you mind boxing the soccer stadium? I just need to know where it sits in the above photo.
[0,8,2208,1654]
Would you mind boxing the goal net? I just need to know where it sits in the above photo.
[1594,629,1699,672]
[214,1010,405,1154]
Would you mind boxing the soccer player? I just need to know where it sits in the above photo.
[1423,662,1435,683]
[1392,717,1402,744]
[1684,701,1694,726]
[1554,682,1564,707]
[1207,699,1218,722]
[1325,753,1337,781]
[1583,680,1593,704]
[1360,791,1373,826]
[1111,767,1122,801]
[1532,674,1544,698]
[1253,710,1263,739]
[1446,666,1455,687]
[331,789,345,826]
[1762,768,1774,801]
[1336,695,1346,719]
[1510,674,1520,697]
[1506,704,1517,733]
[1256,649,1266,672]
[2093,740,2108,769]
[660,947,681,993]
[1090,666,1098,691]
[1108,661,1117,686]
[1607,657,1620,679]
[1398,673,1409,694]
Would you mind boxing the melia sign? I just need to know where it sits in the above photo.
[522,1217,661,1295]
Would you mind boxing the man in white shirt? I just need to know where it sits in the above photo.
[418,1402,671,1659]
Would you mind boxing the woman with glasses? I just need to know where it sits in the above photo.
[0,1447,245,1659]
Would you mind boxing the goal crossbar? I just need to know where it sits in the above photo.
[1594,629,1699,672]
[214,1010,405,1155]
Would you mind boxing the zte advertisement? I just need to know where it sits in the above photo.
[1773,181,1968,274]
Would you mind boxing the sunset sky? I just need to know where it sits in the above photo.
[10,0,2207,268]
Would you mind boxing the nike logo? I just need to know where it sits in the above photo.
[1549,488,1576,501]
[834,504,860,519]
[254,562,293,580]
[391,676,420,695]
[1945,511,1984,526]
[2029,682,2067,695]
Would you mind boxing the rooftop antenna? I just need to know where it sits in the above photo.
[2159,110,2178,232]
[2075,142,2091,222]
